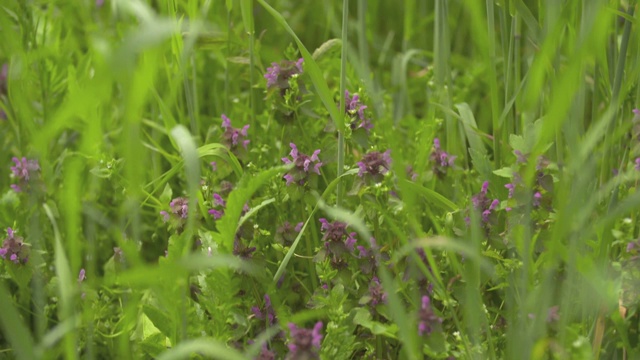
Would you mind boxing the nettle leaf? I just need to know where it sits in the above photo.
[352,308,398,339]
[493,167,514,178]
[143,304,174,341]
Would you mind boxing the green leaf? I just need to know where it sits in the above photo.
[156,338,245,360]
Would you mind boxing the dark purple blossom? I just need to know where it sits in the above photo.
[254,344,276,360]
[282,143,322,186]
[430,138,456,178]
[10,157,40,192]
[160,197,189,222]
[357,237,382,275]
[78,268,86,283]
[221,114,250,151]
[208,192,249,220]
[265,58,304,90]
[368,277,387,306]
[547,305,560,322]
[344,90,373,132]
[514,150,528,164]
[276,221,303,245]
[252,294,276,326]
[233,237,256,259]
[0,228,28,264]
[287,322,323,360]
[470,181,499,225]
[357,150,391,181]
[319,218,357,269]
[418,295,442,336]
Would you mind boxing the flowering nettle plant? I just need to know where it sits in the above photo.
[10,157,40,192]
[160,197,189,222]
[221,114,250,153]
[265,58,304,91]
[251,294,277,326]
[430,138,456,178]
[319,218,357,269]
[357,150,391,182]
[287,322,323,360]
[418,295,442,336]
[344,90,372,132]
[470,181,499,225]
[0,228,29,264]
[275,221,303,245]
[282,143,323,186]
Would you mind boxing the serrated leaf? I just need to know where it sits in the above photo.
[493,167,513,178]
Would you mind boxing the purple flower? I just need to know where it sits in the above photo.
[233,237,256,259]
[210,161,217,171]
[265,58,304,90]
[276,221,304,245]
[546,305,560,323]
[221,114,250,151]
[319,219,357,269]
[514,150,528,164]
[357,150,391,181]
[160,197,189,223]
[254,343,276,360]
[635,158,640,171]
[252,294,276,326]
[113,247,124,263]
[0,228,28,264]
[96,0,105,6]
[634,108,640,116]
[368,277,387,306]
[344,90,373,132]
[430,138,456,178]
[357,237,382,275]
[78,268,86,283]
[10,157,40,192]
[470,181,499,225]
[282,143,323,186]
[287,322,323,360]
[418,295,442,336]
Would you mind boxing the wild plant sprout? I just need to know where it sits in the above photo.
[344,90,373,132]
[221,114,250,156]
[282,143,322,186]
[430,138,456,178]
[0,228,29,264]
[357,149,391,182]
[287,322,323,360]
[10,157,40,192]
[265,58,303,91]
[319,218,357,269]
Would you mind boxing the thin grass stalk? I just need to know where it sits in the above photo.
[337,0,348,207]
[486,0,502,167]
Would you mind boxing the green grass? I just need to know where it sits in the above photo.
[1,0,640,359]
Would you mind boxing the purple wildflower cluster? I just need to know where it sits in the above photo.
[10,157,40,192]
[320,218,357,269]
[255,344,276,360]
[357,150,391,182]
[160,197,189,223]
[276,221,303,245]
[471,181,499,224]
[430,138,456,178]
[265,58,304,91]
[221,114,250,153]
[367,277,387,307]
[252,294,277,326]
[0,228,29,264]
[287,322,323,360]
[345,90,372,132]
[208,192,250,220]
[418,295,442,336]
[282,143,323,186]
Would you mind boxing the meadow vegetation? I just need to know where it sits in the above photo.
[1,1,640,359]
